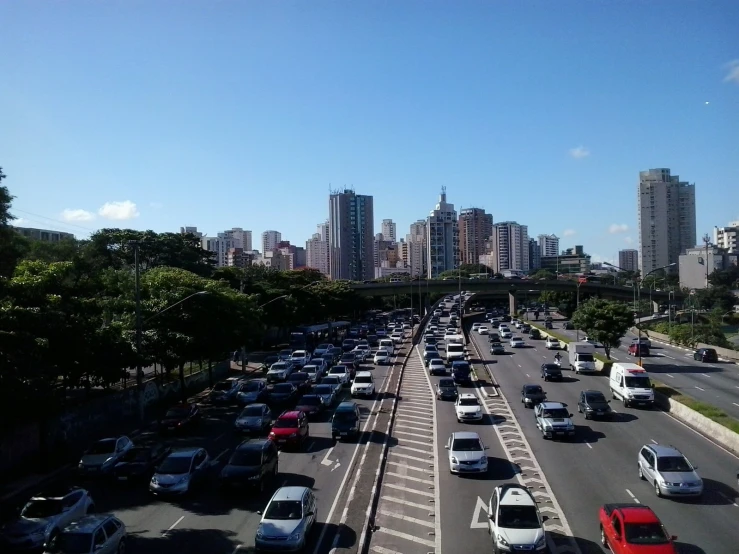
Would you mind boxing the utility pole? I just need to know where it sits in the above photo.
[703,233,711,289]
[131,240,143,391]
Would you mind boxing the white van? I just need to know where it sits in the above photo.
[609,363,654,408]
[379,338,395,354]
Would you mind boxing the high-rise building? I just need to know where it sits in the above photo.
[529,239,541,271]
[679,246,738,290]
[458,208,493,266]
[537,234,559,257]
[374,233,398,268]
[220,228,252,252]
[638,168,696,275]
[714,221,739,254]
[486,221,529,274]
[381,219,397,243]
[202,236,234,267]
[306,221,330,276]
[540,246,590,275]
[618,249,639,272]
[277,241,305,270]
[317,220,329,243]
[426,188,459,278]
[262,230,282,255]
[328,189,375,281]
[406,220,427,277]
[180,226,203,238]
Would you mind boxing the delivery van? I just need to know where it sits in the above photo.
[609,363,654,408]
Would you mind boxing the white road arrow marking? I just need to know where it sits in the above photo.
[470,496,489,529]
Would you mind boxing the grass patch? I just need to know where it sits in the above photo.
[653,380,739,433]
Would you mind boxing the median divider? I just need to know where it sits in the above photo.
[462,312,500,398]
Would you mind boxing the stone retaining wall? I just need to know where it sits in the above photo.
[631,328,739,363]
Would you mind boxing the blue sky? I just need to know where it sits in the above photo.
[3,0,738,264]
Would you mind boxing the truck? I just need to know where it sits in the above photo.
[599,503,677,553]
[444,335,466,364]
[567,342,596,373]
[609,363,655,407]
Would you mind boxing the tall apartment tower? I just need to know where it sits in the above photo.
[618,249,639,272]
[328,189,375,281]
[529,239,541,271]
[537,234,559,257]
[426,188,459,278]
[221,228,252,251]
[637,168,696,275]
[488,222,530,274]
[262,230,282,255]
[714,222,739,254]
[407,220,427,277]
[458,208,493,266]
[381,219,397,242]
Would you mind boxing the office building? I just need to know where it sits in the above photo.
[202,235,234,267]
[306,221,330,276]
[715,222,739,254]
[13,226,75,242]
[537,234,559,257]
[458,208,493,265]
[426,188,460,278]
[381,219,397,243]
[679,246,738,290]
[618,249,639,272]
[226,248,254,268]
[486,221,529,274]
[180,226,203,238]
[540,246,591,275]
[638,168,697,275]
[261,230,282,255]
[221,228,252,252]
[529,239,541,271]
[374,233,398,268]
[328,189,375,281]
[276,241,305,270]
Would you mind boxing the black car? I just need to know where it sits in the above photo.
[540,364,563,381]
[367,334,379,347]
[521,384,547,408]
[436,378,458,401]
[112,442,171,482]
[331,401,362,440]
[340,352,361,370]
[528,328,541,340]
[694,348,719,363]
[159,403,200,433]
[295,394,325,417]
[286,372,312,395]
[577,390,613,419]
[268,383,299,406]
[220,439,279,492]
[260,355,280,373]
[563,321,574,330]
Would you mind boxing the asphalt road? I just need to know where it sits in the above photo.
[469,316,739,554]
[538,316,739,421]
[5,341,412,554]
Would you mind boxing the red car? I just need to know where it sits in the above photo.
[159,402,201,434]
[269,410,310,450]
[599,503,677,553]
[628,344,650,357]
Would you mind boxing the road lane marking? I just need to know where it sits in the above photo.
[733,403,739,408]
[213,449,229,462]
[394,430,432,440]
[665,374,674,378]
[526,373,531,377]
[371,545,404,554]
[470,496,489,529]
[715,491,739,507]
[625,489,640,503]
[214,432,227,442]
[389,451,433,464]
[584,442,593,449]
[395,423,433,432]
[162,515,184,536]
[651,439,658,444]
[395,412,431,422]
[386,461,430,473]
[385,482,434,497]
[695,386,706,391]
[321,446,336,466]
[385,472,433,485]
[381,495,433,511]
[701,373,711,378]
[374,527,435,548]
[378,508,434,528]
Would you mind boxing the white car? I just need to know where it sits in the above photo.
[328,365,350,385]
[290,350,310,367]
[302,364,321,382]
[428,358,447,375]
[391,332,404,344]
[373,349,391,365]
[352,345,370,361]
[445,328,457,336]
[498,323,510,331]
[471,323,482,332]
[477,326,490,335]
[351,371,375,397]
[545,337,561,350]
[446,431,488,475]
[500,329,513,339]
[509,337,525,348]
[488,484,547,553]
[455,393,483,422]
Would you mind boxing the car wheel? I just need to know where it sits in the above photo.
[638,465,645,480]
[577,405,582,413]
[600,526,607,547]
[118,539,127,554]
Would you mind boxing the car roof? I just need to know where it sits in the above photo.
[31,486,84,500]
[583,389,605,396]
[451,431,481,440]
[458,393,477,400]
[336,401,358,411]
[438,378,456,385]
[60,514,118,534]
[355,371,372,378]
[498,484,536,507]
[168,448,201,458]
[523,384,543,391]
[616,505,661,524]
[269,486,311,503]
[278,410,302,420]
[236,439,271,452]
[539,401,566,409]
[647,444,684,457]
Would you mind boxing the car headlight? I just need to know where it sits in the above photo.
[498,536,509,547]
[256,528,264,539]
[566,424,574,431]
[151,476,158,485]
[79,462,85,469]
[178,475,190,485]
[451,456,458,463]
[289,531,303,541]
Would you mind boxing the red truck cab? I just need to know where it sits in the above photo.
[599,503,677,553]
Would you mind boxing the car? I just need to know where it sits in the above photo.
[150,448,210,496]
[295,394,326,417]
[562,321,574,330]
[693,347,718,363]
[350,371,375,397]
[302,364,324,384]
[342,339,357,352]
[499,329,513,339]
[521,384,547,408]
[423,344,438,354]
[490,341,505,355]
[637,444,703,498]
[477,326,490,335]
[159,402,200,433]
[220,439,279,493]
[328,365,351,385]
[599,503,678,554]
[260,355,279,373]
[78,436,134,476]
[436,378,458,400]
[311,384,337,407]
[545,336,561,350]
[340,352,361,370]
[471,323,482,332]
[268,382,299,406]
[631,337,652,349]
[313,343,333,357]
[509,337,525,348]
[577,390,612,420]
[352,344,371,361]
[112,441,172,482]
[540,363,563,381]
[521,324,531,332]
[583,336,601,347]
[255,486,318,552]
[445,431,488,475]
[210,377,248,403]
[628,343,650,357]
[236,379,269,405]
[308,358,328,373]
[534,402,575,440]
[373,349,391,365]
[321,353,336,367]
[0,487,96,550]
[44,514,126,554]
[290,350,310,368]
[455,393,483,423]
[278,349,293,361]
[328,346,343,360]
[428,358,447,376]
[331,401,362,440]
[320,376,343,396]
[266,361,295,383]
[424,351,443,368]
[498,323,510,331]
[488,484,547,553]
[390,332,404,344]
[269,410,310,450]
[235,403,274,434]
[286,372,313,395]
[528,328,541,340]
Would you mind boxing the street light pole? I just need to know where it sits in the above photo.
[575,282,581,341]
[131,241,144,390]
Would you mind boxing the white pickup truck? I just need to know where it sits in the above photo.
[444,335,466,363]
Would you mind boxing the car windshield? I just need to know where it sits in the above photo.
[241,406,264,417]
[316,344,331,350]
[577,354,595,362]
[292,351,306,358]
[453,363,470,371]
[458,398,479,407]
[491,342,502,347]
[624,377,651,388]
[447,344,464,352]
[273,418,298,429]
[229,450,262,466]
[298,396,321,406]
[86,440,116,454]
[624,523,670,544]
[498,505,541,529]
[314,385,332,395]
[451,438,482,451]
[375,351,388,357]
[355,376,372,383]
[272,384,293,393]
[330,367,346,374]
[165,407,190,418]
[542,408,569,418]
[288,374,308,383]
[439,380,455,388]
[264,500,303,520]
[543,365,560,371]
[657,455,693,472]
[322,377,340,384]
[120,447,151,462]
[213,382,232,391]
[21,499,63,518]
[333,410,357,421]
[279,350,292,356]
[270,363,287,371]
[55,533,93,554]
[244,381,263,392]
[586,393,606,403]
[157,456,191,474]
[525,386,543,395]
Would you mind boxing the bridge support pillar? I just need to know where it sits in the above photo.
[508,291,517,316]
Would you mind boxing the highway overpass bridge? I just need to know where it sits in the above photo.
[350,279,683,315]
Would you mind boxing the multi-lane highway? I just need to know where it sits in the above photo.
[468,314,739,554]
[540,316,739,421]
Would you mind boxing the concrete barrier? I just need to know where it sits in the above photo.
[635,327,739,363]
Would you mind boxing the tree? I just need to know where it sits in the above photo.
[438,269,468,280]
[709,265,739,289]
[459,264,491,275]
[570,299,635,359]
[531,269,556,281]
[0,170,28,277]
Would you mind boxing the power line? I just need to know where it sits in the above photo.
[11,208,98,233]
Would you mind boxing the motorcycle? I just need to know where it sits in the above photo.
[554,356,562,368]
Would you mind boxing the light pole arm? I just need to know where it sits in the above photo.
[143,291,209,325]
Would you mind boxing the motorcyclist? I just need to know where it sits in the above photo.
[554,352,562,365]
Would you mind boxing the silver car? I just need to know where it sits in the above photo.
[234,404,273,434]
[255,486,317,552]
[44,514,126,554]
[78,437,133,476]
[445,431,488,475]
[638,444,703,498]
[150,448,210,496]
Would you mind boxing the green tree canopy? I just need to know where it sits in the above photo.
[570,299,635,359]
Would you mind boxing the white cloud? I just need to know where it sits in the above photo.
[98,200,140,221]
[624,236,634,245]
[591,254,616,265]
[569,146,590,159]
[562,229,576,237]
[61,208,96,222]
[723,59,739,84]
[609,223,629,234]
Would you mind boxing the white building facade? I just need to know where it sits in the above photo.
[537,234,559,257]
[426,189,459,278]
[381,219,397,242]
[261,230,282,255]
[715,222,739,254]
[488,221,530,274]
